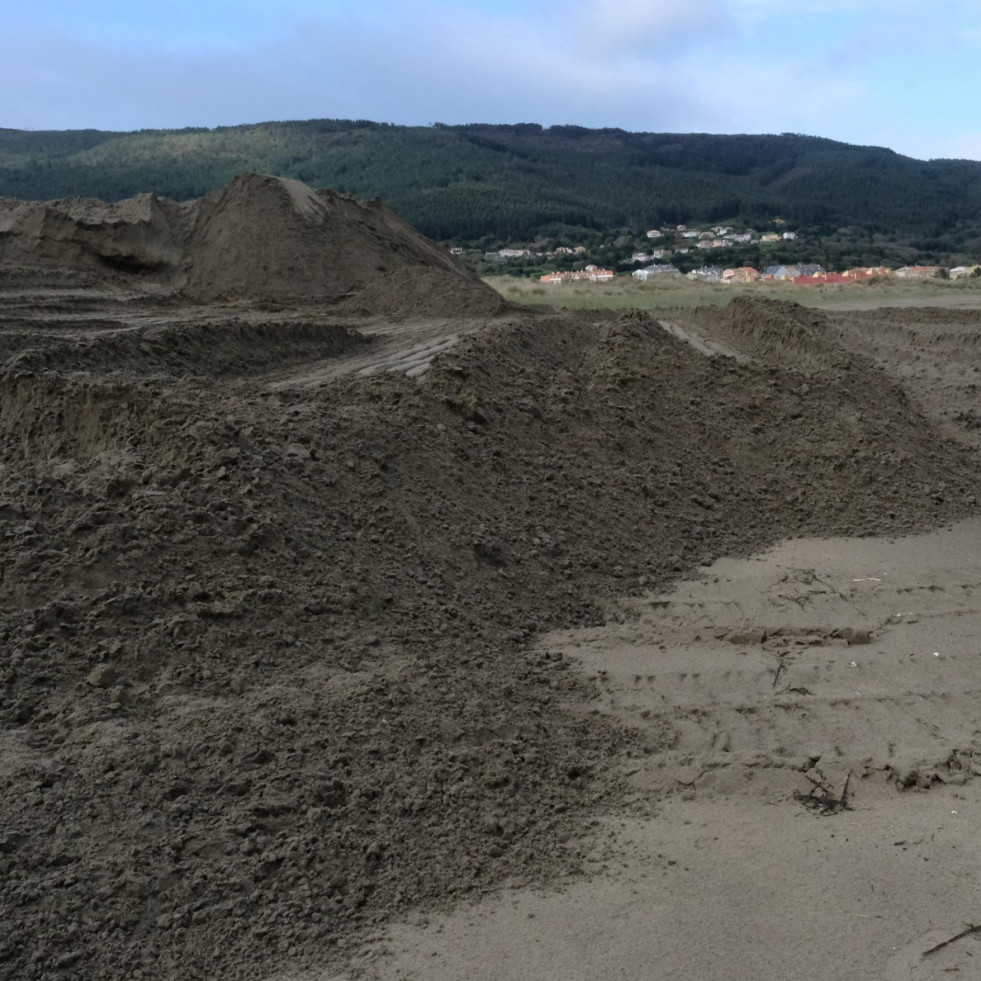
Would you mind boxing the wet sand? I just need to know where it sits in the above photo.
[325,519,981,981]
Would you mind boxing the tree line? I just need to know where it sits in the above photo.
[2,120,981,261]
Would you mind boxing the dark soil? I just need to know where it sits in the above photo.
[0,174,504,318]
[0,296,977,981]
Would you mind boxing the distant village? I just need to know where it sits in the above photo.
[457,222,981,286]
[542,262,981,286]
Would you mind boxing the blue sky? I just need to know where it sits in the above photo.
[3,0,981,160]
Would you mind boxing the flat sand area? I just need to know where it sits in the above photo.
[329,519,981,981]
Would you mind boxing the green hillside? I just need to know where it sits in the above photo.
[3,120,981,255]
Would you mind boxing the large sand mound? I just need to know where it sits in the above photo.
[0,174,504,317]
[0,295,978,980]
[184,173,503,315]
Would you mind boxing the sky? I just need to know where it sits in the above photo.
[3,0,981,161]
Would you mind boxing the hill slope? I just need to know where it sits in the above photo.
[3,121,981,252]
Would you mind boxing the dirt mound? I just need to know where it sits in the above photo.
[5,319,367,379]
[335,265,510,318]
[845,306,981,326]
[0,175,505,318]
[0,192,187,282]
[0,302,977,980]
[184,174,503,315]
[830,306,981,452]
[688,296,844,370]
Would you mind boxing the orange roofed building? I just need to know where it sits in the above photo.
[540,267,614,284]
[895,266,943,279]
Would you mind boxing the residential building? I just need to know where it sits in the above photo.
[894,266,943,279]
[582,264,615,281]
[688,266,724,282]
[633,263,682,281]
[762,265,801,281]
[540,268,615,284]
[646,229,663,239]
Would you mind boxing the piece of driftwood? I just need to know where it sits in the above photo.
[922,923,981,957]
[793,771,852,815]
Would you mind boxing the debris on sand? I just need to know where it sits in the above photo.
[922,923,981,957]
[794,772,853,815]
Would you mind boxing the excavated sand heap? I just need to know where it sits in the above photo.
[0,192,189,281]
[0,295,979,981]
[184,173,501,313]
[0,174,504,316]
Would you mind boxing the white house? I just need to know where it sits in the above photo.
[633,263,682,281]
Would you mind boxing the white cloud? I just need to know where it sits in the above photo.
[578,0,732,57]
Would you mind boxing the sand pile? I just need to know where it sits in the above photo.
[0,192,188,282]
[0,297,977,980]
[829,305,981,452]
[5,318,368,379]
[0,174,504,317]
[185,174,473,308]
[689,296,845,370]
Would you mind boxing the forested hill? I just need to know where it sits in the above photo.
[3,120,981,249]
